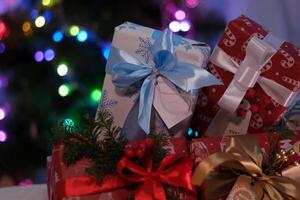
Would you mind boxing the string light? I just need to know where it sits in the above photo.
[44,48,55,61]
[169,21,181,32]
[58,84,71,97]
[0,130,7,142]
[34,51,44,62]
[34,16,46,28]
[90,89,102,102]
[77,30,88,42]
[22,21,31,33]
[0,108,5,120]
[57,64,68,76]
[174,10,186,20]
[52,31,63,42]
[69,25,79,36]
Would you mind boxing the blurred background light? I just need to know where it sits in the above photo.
[180,20,191,32]
[52,31,63,42]
[0,108,6,120]
[58,83,72,97]
[44,48,55,61]
[22,21,31,33]
[185,0,199,8]
[0,130,7,142]
[0,43,5,54]
[169,20,181,32]
[174,10,186,20]
[34,51,44,62]
[34,16,46,28]
[101,43,111,60]
[42,0,52,7]
[69,25,79,36]
[90,89,102,102]
[57,63,68,76]
[77,30,88,42]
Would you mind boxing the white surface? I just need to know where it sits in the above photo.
[0,184,48,200]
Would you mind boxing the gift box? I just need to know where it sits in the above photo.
[192,15,300,137]
[190,133,300,200]
[47,137,196,200]
[96,22,220,140]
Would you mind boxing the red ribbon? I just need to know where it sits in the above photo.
[54,154,194,200]
[117,154,195,200]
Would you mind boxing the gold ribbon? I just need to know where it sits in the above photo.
[192,135,300,200]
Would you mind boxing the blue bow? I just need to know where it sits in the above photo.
[109,29,221,134]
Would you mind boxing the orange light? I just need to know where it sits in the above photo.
[22,22,31,32]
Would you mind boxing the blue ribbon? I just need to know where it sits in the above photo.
[109,29,222,134]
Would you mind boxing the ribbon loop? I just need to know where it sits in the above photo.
[192,135,300,200]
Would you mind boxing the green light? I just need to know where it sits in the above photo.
[69,25,79,36]
[58,84,71,97]
[57,63,68,76]
[63,118,75,132]
[91,89,102,102]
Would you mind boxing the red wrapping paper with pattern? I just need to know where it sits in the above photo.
[192,15,300,136]
[189,132,300,200]
[47,137,195,200]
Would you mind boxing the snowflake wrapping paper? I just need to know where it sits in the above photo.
[96,22,213,140]
[47,138,194,200]
[191,15,300,137]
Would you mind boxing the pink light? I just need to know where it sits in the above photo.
[0,108,5,120]
[169,21,181,32]
[185,0,199,8]
[0,130,7,142]
[174,10,186,20]
[180,21,191,32]
[19,179,33,186]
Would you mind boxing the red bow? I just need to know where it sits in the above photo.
[117,154,195,200]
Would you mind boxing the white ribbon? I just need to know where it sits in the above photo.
[210,35,297,113]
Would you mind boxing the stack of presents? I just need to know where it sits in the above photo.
[47,16,300,200]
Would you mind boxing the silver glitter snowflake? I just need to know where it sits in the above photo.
[98,90,118,116]
[135,37,152,64]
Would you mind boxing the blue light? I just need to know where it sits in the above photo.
[76,30,88,42]
[30,9,38,20]
[0,43,5,54]
[195,131,199,137]
[43,11,52,22]
[102,44,111,60]
[44,48,55,61]
[53,31,63,42]
[187,128,193,136]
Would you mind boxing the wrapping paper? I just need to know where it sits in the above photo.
[192,15,300,137]
[47,137,195,200]
[96,22,212,140]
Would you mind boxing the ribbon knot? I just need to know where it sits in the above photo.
[192,135,300,200]
[109,29,221,134]
[117,154,195,200]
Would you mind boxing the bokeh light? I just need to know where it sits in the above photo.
[174,10,186,20]
[0,20,7,39]
[57,64,68,76]
[169,21,181,32]
[0,130,7,142]
[42,0,52,7]
[76,30,88,42]
[22,21,31,32]
[0,43,5,54]
[185,0,199,8]
[52,31,63,42]
[34,51,44,62]
[58,84,71,97]
[34,16,46,28]
[44,48,55,61]
[63,118,75,132]
[180,20,191,32]
[102,44,111,60]
[69,25,79,36]
[0,108,5,120]
[90,89,102,102]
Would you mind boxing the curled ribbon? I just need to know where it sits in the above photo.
[211,35,297,113]
[192,135,300,200]
[109,29,221,133]
[117,154,195,200]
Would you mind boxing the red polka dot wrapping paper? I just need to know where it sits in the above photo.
[191,15,300,136]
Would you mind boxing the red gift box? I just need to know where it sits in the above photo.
[47,137,195,200]
[192,15,300,137]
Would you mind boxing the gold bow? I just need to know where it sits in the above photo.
[192,135,300,200]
